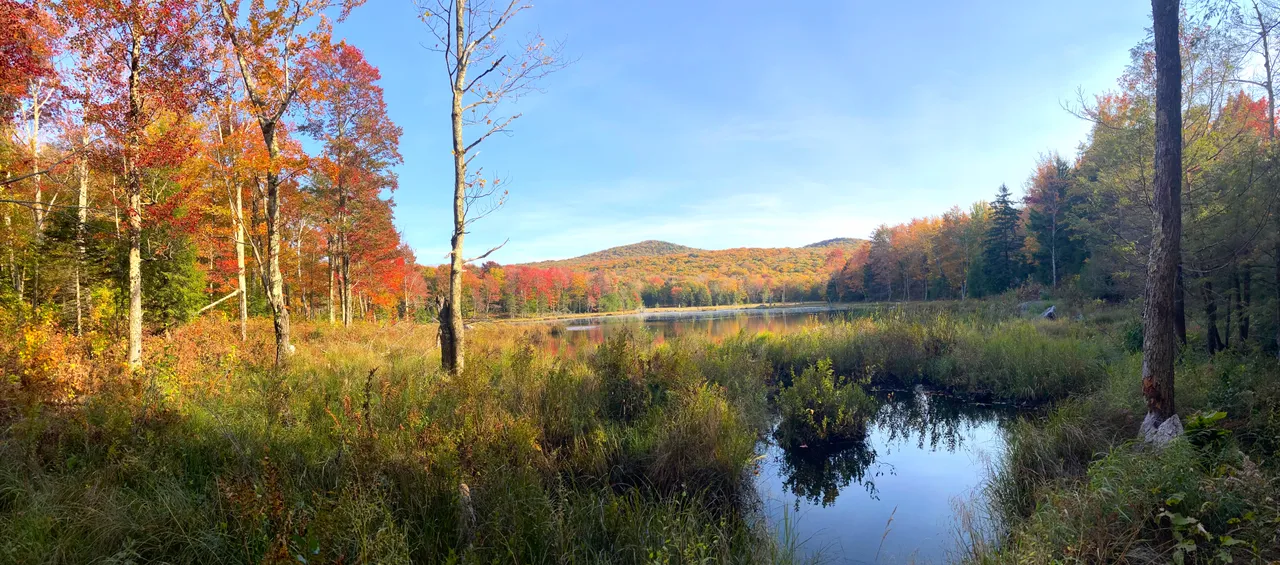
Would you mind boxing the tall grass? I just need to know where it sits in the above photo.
[761,313,1111,404]
[0,319,799,563]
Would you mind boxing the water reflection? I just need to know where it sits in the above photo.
[777,440,882,507]
[542,307,845,356]
[758,387,1012,563]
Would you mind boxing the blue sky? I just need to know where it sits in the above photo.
[332,0,1152,264]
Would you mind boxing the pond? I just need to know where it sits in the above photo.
[538,305,1011,562]
[755,388,1011,563]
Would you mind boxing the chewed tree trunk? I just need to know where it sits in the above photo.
[1141,0,1181,422]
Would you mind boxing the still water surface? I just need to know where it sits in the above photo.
[756,389,1009,563]
[543,306,1009,563]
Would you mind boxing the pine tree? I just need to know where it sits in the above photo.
[980,184,1025,294]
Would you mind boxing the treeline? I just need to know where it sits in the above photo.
[828,13,1280,355]
[430,261,837,318]
[0,0,429,369]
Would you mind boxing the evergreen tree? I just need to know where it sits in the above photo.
[980,184,1026,294]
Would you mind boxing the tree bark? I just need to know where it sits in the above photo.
[75,136,89,336]
[441,0,469,375]
[1141,0,1181,421]
[1175,264,1187,345]
[1227,266,1238,348]
[126,32,144,372]
[1203,279,1222,355]
[261,123,291,365]
[1239,263,1250,342]
[341,236,352,327]
[234,182,248,342]
[328,237,337,325]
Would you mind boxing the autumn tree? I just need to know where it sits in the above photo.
[1223,0,1280,357]
[213,0,364,365]
[301,40,402,327]
[203,53,260,342]
[57,0,208,371]
[1025,152,1087,288]
[416,0,565,374]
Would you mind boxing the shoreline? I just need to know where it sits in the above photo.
[480,301,860,325]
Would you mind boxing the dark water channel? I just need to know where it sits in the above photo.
[541,306,1011,563]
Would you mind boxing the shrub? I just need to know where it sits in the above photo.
[591,330,651,421]
[775,359,876,448]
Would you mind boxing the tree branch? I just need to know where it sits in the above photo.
[198,289,244,315]
[464,238,508,262]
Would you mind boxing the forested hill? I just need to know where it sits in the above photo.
[550,240,700,264]
[526,238,867,278]
[803,238,865,248]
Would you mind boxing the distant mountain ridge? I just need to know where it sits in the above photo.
[534,238,866,266]
[555,240,700,263]
[804,237,865,248]
[519,239,868,286]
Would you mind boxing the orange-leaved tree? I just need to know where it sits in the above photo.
[301,40,401,327]
[56,0,209,371]
[213,0,364,365]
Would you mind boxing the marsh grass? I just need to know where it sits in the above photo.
[0,318,802,563]
[761,312,1110,404]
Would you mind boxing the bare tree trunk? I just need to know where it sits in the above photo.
[1227,266,1239,348]
[328,238,337,325]
[1203,279,1222,355]
[1051,211,1058,288]
[1141,0,1181,422]
[27,80,52,305]
[3,183,12,296]
[75,139,89,336]
[233,183,248,342]
[441,0,469,375]
[262,124,291,365]
[126,33,144,372]
[341,239,352,327]
[1239,263,1250,342]
[1175,264,1187,345]
[127,185,143,370]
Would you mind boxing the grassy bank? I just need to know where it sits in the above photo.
[957,314,1280,563]
[0,317,782,563]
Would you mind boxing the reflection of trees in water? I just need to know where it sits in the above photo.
[779,440,883,508]
[776,387,1010,508]
[873,387,1011,454]
[552,311,835,352]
